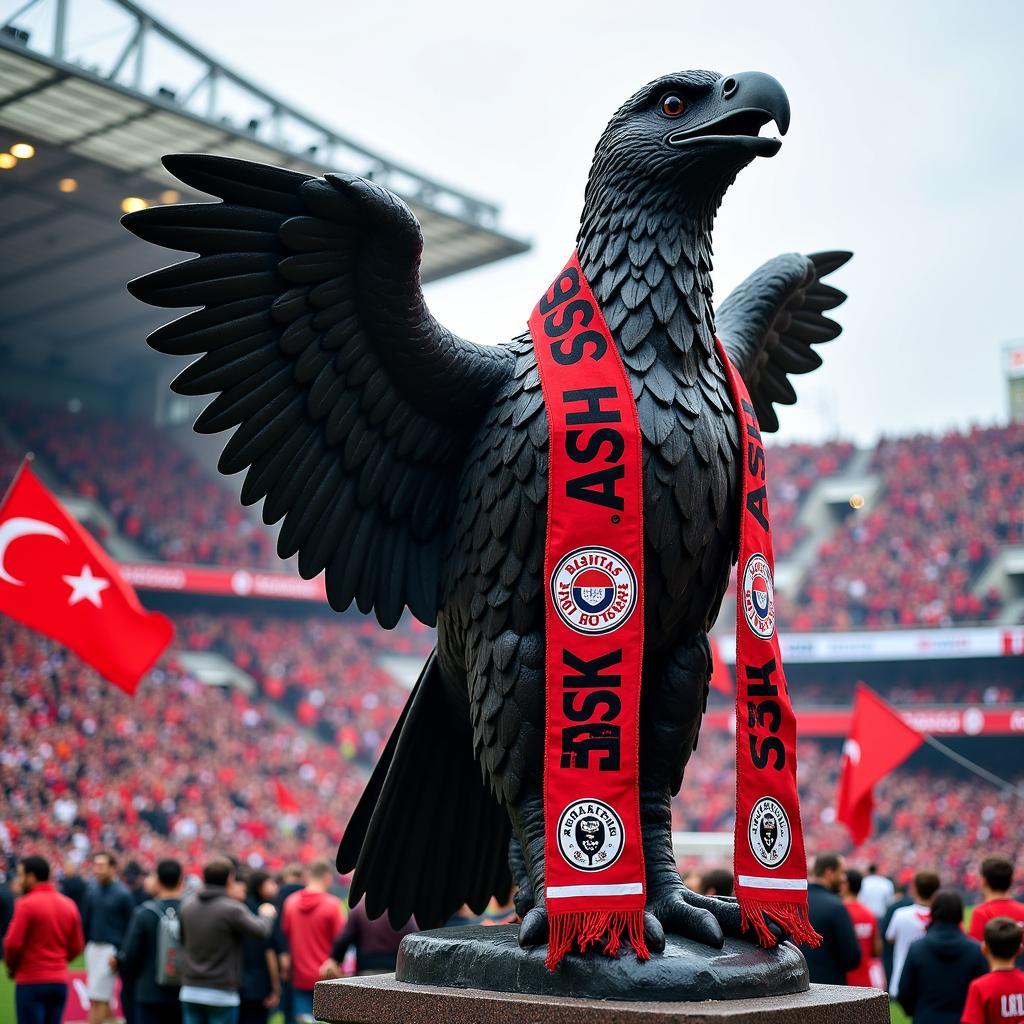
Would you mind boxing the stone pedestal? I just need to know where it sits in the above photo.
[396,925,808,1000]
[313,924,888,1023]
[314,974,889,1024]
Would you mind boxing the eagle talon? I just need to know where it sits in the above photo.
[678,886,787,946]
[646,890,725,950]
[644,910,666,953]
[518,906,549,947]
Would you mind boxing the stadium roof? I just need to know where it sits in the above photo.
[0,0,529,385]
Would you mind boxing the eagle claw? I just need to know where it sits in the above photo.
[646,889,725,949]
[669,886,787,947]
[518,906,549,947]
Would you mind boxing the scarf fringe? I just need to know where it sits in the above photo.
[545,910,651,971]
[740,898,821,949]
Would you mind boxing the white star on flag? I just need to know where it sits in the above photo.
[62,564,110,608]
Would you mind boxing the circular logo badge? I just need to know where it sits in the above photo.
[742,553,776,639]
[963,707,984,736]
[550,546,638,635]
[557,799,625,872]
[231,569,254,596]
[748,797,792,869]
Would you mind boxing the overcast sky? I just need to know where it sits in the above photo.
[52,0,1024,442]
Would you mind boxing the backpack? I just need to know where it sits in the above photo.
[144,900,183,987]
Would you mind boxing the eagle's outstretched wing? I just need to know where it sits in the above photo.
[124,155,513,627]
[717,251,851,432]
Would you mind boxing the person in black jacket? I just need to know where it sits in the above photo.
[275,864,304,1024]
[239,871,282,1024]
[797,852,862,985]
[83,851,136,1024]
[117,858,184,1024]
[897,889,988,1024]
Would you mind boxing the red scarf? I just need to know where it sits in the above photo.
[715,338,819,949]
[530,254,817,970]
[531,255,648,970]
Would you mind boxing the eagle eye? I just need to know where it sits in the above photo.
[660,94,686,118]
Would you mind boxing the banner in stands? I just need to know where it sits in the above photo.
[715,627,1024,663]
[119,562,327,601]
[703,704,1024,737]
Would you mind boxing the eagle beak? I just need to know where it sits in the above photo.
[667,71,791,158]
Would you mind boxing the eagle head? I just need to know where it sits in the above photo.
[583,70,790,219]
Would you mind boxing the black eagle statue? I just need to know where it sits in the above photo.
[124,69,850,954]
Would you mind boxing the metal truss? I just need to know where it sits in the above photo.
[1,0,503,228]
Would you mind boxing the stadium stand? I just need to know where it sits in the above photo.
[3,402,1021,630]
[0,618,358,875]
[787,424,1024,630]
[3,401,275,569]
[671,729,1024,894]
[175,612,433,760]
[3,613,1019,897]
[2,400,1022,900]
[763,440,855,559]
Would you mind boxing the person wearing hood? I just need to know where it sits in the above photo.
[179,859,277,1024]
[898,889,988,1024]
[281,860,343,1024]
[239,871,282,1024]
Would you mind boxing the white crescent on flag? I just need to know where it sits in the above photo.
[842,738,862,765]
[0,516,69,585]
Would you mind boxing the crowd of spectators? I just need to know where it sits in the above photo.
[174,612,433,763]
[2,609,1020,902]
[672,729,1024,897]
[787,423,1024,630]
[764,439,855,559]
[2,402,274,569]
[0,619,357,879]
[3,399,1022,631]
[4,606,1019,905]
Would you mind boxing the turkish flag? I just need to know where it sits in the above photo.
[836,683,923,845]
[0,461,173,693]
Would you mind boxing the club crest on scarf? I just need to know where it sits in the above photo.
[550,547,638,635]
[557,799,625,871]
[742,553,776,639]
[748,797,792,869]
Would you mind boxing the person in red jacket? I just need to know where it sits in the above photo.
[4,855,85,1024]
[281,859,343,1023]
[843,868,881,988]
[962,917,1024,1024]
[969,857,1024,968]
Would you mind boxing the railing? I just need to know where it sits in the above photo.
[0,0,502,226]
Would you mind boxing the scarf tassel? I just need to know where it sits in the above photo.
[739,899,821,949]
[545,910,651,971]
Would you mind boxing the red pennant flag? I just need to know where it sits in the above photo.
[274,778,301,814]
[836,683,924,845]
[709,635,733,695]
[0,461,173,693]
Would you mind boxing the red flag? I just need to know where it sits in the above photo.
[274,778,300,814]
[836,683,924,845]
[709,635,733,695]
[0,461,173,693]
